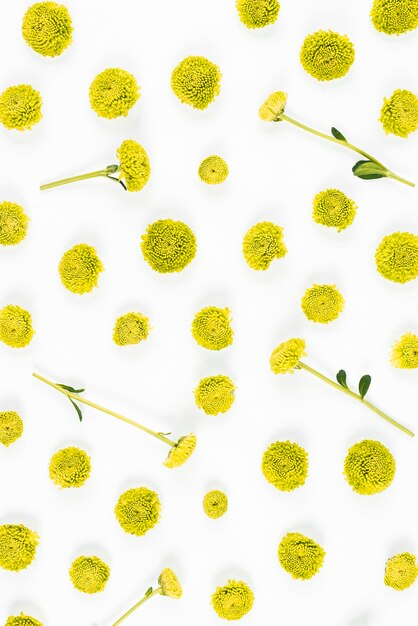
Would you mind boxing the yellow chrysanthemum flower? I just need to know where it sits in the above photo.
[259,91,287,121]
[0,305,34,348]
[278,532,325,580]
[211,580,254,620]
[312,189,357,232]
[158,568,183,599]
[203,490,228,519]
[270,338,306,374]
[22,2,73,57]
[171,56,221,109]
[391,332,418,369]
[375,231,418,283]
[5,614,43,626]
[115,487,161,536]
[0,411,24,447]
[113,312,150,347]
[379,89,418,138]
[194,375,235,415]
[300,30,355,81]
[301,284,345,324]
[262,441,308,491]
[117,139,151,192]
[89,68,140,119]
[236,0,280,29]
[192,306,233,351]
[371,0,418,35]
[164,433,197,468]
[344,439,396,495]
[243,221,287,270]
[0,85,42,131]
[69,555,110,594]
[58,243,104,294]
[49,447,91,488]
[198,155,229,184]
[0,201,29,246]
[0,524,39,571]
[141,219,197,274]
[384,553,418,590]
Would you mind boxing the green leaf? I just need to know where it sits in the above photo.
[352,160,387,180]
[106,164,119,174]
[331,127,346,141]
[58,383,85,394]
[68,397,83,422]
[336,370,349,389]
[158,431,172,436]
[359,375,371,399]
[145,587,153,597]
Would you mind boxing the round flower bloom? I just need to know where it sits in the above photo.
[69,555,110,593]
[192,306,233,350]
[391,332,418,369]
[203,490,228,519]
[113,312,150,346]
[236,0,280,29]
[375,231,418,284]
[171,56,221,109]
[270,338,306,374]
[198,155,229,185]
[0,524,39,571]
[194,375,235,415]
[5,614,43,626]
[89,68,140,119]
[117,139,151,192]
[300,30,355,81]
[0,411,24,447]
[344,439,396,495]
[164,434,197,468]
[141,219,196,274]
[371,0,418,35]
[0,305,34,348]
[115,487,161,536]
[0,202,29,246]
[59,243,104,294]
[384,553,418,590]
[262,441,308,491]
[259,91,287,121]
[312,188,357,232]
[22,2,73,57]
[278,532,325,580]
[379,89,418,138]
[301,284,345,324]
[211,580,254,620]
[49,446,91,488]
[243,221,287,270]
[0,85,42,131]
[159,568,183,598]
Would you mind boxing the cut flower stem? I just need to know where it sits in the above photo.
[113,588,161,626]
[40,165,126,190]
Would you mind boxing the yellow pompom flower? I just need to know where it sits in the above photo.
[0,411,24,447]
[384,553,418,590]
[59,243,104,294]
[117,139,151,191]
[5,614,43,626]
[0,201,29,246]
[301,284,345,324]
[203,490,228,519]
[69,555,110,594]
[391,333,418,369]
[192,306,233,351]
[300,30,355,81]
[198,155,229,184]
[211,580,254,620]
[270,338,306,374]
[171,56,221,110]
[371,0,418,35]
[0,304,34,348]
[0,85,42,131]
[115,487,161,536]
[113,312,150,346]
[89,68,140,119]
[236,0,280,29]
[0,524,39,571]
[344,439,396,495]
[379,89,418,138]
[164,433,197,468]
[259,91,287,121]
[262,441,308,491]
[278,532,325,580]
[159,568,183,598]
[194,375,235,415]
[49,446,91,488]
[375,231,418,284]
[141,219,196,274]
[22,2,73,57]
[312,189,357,232]
[243,221,287,270]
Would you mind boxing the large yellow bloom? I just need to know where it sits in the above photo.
[171,56,221,109]
[22,2,73,57]
[89,68,140,119]
[270,338,306,374]
[69,555,110,593]
[0,85,42,131]
[380,89,418,138]
[344,439,396,495]
[300,30,355,81]
[375,231,418,283]
[391,332,418,369]
[211,580,254,620]
[278,532,325,579]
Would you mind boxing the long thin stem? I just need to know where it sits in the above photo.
[40,164,121,190]
[32,372,176,446]
[298,362,414,437]
[113,588,161,626]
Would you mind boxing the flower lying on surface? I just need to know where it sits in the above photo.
[115,487,161,537]
[236,0,280,29]
[0,201,29,246]
[49,446,91,488]
[58,243,104,294]
[375,231,418,283]
[194,375,235,415]
[0,305,34,348]
[278,532,325,579]
[344,439,396,495]
[164,434,197,468]
[391,333,418,369]
[270,338,306,374]
[69,555,110,593]
[22,2,73,57]
[0,524,39,571]
[259,91,287,121]
[300,30,355,81]
[371,0,418,35]
[198,155,229,184]
[384,552,418,590]
[211,580,254,620]
[141,219,197,273]
[171,56,221,109]
[312,189,357,231]
[192,306,233,350]
[113,312,150,346]
[243,221,287,270]
[301,284,345,324]
[0,411,24,447]
[203,490,228,519]
[380,89,418,138]
[89,68,139,119]
[262,441,308,491]
[0,85,42,131]
[5,614,43,626]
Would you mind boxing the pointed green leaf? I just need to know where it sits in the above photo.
[58,383,85,394]
[145,587,153,597]
[336,370,349,389]
[68,397,83,422]
[331,127,346,141]
[352,160,387,180]
[359,375,371,399]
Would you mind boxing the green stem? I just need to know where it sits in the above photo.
[113,588,161,626]
[40,164,120,190]
[32,372,177,446]
[298,362,414,437]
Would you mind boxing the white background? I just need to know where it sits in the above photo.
[1,0,418,624]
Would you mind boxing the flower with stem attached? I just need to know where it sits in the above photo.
[0,524,39,571]
[236,0,280,29]
[32,372,197,467]
[0,411,24,447]
[344,439,396,495]
[0,201,29,246]
[391,333,418,369]
[22,2,73,57]
[69,555,110,593]
[300,30,355,81]
[0,85,42,131]
[270,338,414,437]
[278,532,325,580]
[6,614,43,626]
[211,579,254,620]
[384,553,418,590]
[380,89,418,138]
[375,231,418,283]
[259,91,415,187]
[371,0,418,35]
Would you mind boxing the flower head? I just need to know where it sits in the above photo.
[243,221,287,270]
[192,306,233,350]
[89,68,140,119]
[384,553,418,590]
[278,532,325,579]
[371,0,418,35]
[391,332,418,369]
[115,487,161,536]
[262,441,308,491]
[270,338,306,374]
[0,202,29,246]
[259,91,287,121]
[203,490,228,519]
[141,219,196,274]
[0,305,34,348]
[59,243,104,294]
[211,580,254,620]
[22,2,73,57]
[171,56,221,109]
[312,189,357,232]
[301,284,345,324]
[69,555,110,593]
[0,85,42,131]
[5,614,43,626]
[158,568,183,598]
[344,439,396,495]
[0,411,24,447]
[375,231,418,284]
[236,0,280,29]
[0,524,39,571]
[300,30,355,81]
[49,446,91,488]
[113,312,150,346]
[194,375,235,415]
[117,139,151,192]
[379,89,418,138]
[198,155,229,184]
[164,434,197,468]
